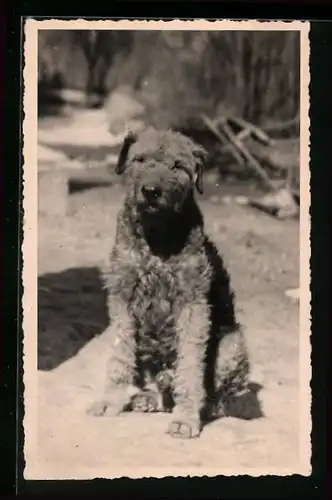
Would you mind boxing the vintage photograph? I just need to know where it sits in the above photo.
[22,20,311,479]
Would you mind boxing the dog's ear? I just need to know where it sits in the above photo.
[115,131,137,175]
[193,147,207,194]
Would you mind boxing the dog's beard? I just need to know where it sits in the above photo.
[135,189,185,215]
[138,203,172,229]
[132,182,193,232]
[129,186,201,256]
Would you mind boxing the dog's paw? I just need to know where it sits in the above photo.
[167,418,201,439]
[86,399,121,417]
[130,391,159,413]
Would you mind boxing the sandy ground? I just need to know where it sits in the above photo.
[31,180,307,479]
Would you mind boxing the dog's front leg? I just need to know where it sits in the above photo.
[168,301,210,439]
[87,295,138,417]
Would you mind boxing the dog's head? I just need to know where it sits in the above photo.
[115,127,207,216]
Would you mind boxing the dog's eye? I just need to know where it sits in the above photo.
[133,155,145,163]
[171,162,192,179]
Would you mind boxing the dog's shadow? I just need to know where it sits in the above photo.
[224,381,265,420]
[203,381,264,425]
[38,266,109,371]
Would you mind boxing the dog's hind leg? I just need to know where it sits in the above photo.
[213,326,263,420]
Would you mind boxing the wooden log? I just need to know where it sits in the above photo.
[215,115,272,145]
[201,115,245,167]
[228,116,272,146]
[67,163,120,193]
[220,129,252,154]
[219,121,277,191]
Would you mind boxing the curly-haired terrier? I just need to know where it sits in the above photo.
[87,127,262,438]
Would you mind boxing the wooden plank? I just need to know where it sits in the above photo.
[201,115,245,167]
[219,121,277,191]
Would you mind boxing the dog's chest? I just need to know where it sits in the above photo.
[130,257,181,319]
[129,257,182,361]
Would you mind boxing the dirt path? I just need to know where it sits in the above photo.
[33,185,306,479]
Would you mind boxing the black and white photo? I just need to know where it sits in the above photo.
[22,19,311,479]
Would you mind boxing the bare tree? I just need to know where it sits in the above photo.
[72,30,133,102]
[38,30,300,126]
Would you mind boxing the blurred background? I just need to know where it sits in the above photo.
[38,29,300,213]
[38,30,300,127]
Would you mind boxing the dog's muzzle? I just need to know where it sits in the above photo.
[141,184,163,208]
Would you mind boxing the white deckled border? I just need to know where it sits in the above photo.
[22,18,311,479]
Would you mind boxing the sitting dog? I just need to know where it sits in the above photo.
[87,127,262,438]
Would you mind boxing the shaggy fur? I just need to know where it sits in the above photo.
[87,127,259,438]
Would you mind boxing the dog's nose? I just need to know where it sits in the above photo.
[141,185,162,202]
